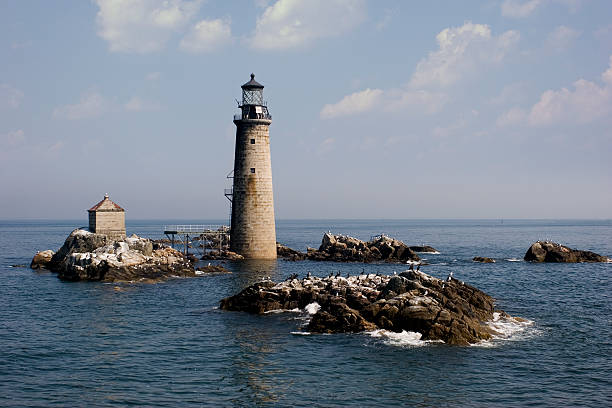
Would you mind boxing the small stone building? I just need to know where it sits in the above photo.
[88,194,126,240]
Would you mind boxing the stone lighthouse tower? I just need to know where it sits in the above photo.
[230,74,276,259]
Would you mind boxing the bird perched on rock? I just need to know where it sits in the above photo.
[346,272,350,278]
[409,264,414,271]
[424,290,428,296]
[416,264,421,271]
[447,271,453,281]
[307,271,311,278]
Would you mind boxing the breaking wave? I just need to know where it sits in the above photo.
[264,308,301,314]
[473,312,539,347]
[304,302,321,315]
[367,329,443,347]
[505,258,523,262]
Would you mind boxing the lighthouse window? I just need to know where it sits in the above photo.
[250,168,256,173]
[250,139,255,144]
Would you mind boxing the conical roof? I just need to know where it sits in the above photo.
[241,73,264,89]
[88,193,124,212]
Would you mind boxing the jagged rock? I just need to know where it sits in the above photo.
[125,235,153,256]
[220,270,507,345]
[201,250,244,261]
[30,250,55,269]
[524,241,609,263]
[308,300,377,333]
[409,245,439,253]
[48,229,108,270]
[276,243,306,261]
[306,233,421,263]
[473,256,496,263]
[196,264,231,274]
[36,229,195,282]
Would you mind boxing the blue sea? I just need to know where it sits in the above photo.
[1,219,611,407]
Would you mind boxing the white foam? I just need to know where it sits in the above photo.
[290,331,311,335]
[505,258,523,262]
[421,251,441,255]
[367,329,442,347]
[264,308,301,314]
[473,313,539,347]
[304,302,321,315]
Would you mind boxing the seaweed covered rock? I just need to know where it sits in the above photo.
[524,241,609,263]
[220,270,506,345]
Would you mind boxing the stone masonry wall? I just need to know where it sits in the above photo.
[89,211,126,240]
[230,119,276,259]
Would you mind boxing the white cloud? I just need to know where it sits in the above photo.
[124,96,162,111]
[95,0,202,53]
[501,0,543,18]
[1,129,25,147]
[320,88,382,119]
[496,107,527,127]
[250,0,366,50]
[322,22,522,119]
[527,57,612,126]
[0,84,24,109]
[53,91,108,120]
[409,22,519,88]
[179,18,232,53]
[529,79,612,125]
[545,25,581,51]
[320,88,448,119]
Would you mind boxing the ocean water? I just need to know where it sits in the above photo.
[1,219,611,407]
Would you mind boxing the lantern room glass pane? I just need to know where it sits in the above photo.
[242,89,263,105]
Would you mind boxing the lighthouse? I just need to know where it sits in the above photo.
[229,74,277,259]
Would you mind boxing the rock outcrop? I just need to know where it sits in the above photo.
[524,241,609,263]
[35,229,196,282]
[196,264,231,274]
[303,233,421,263]
[409,245,439,253]
[473,257,496,263]
[30,250,55,269]
[201,250,244,261]
[220,270,508,345]
[276,243,306,261]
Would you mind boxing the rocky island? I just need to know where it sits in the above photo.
[277,233,437,263]
[31,229,197,282]
[221,269,513,345]
[524,241,610,263]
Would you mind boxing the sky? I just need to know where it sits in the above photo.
[0,0,611,220]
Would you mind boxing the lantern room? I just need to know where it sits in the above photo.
[238,73,271,121]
